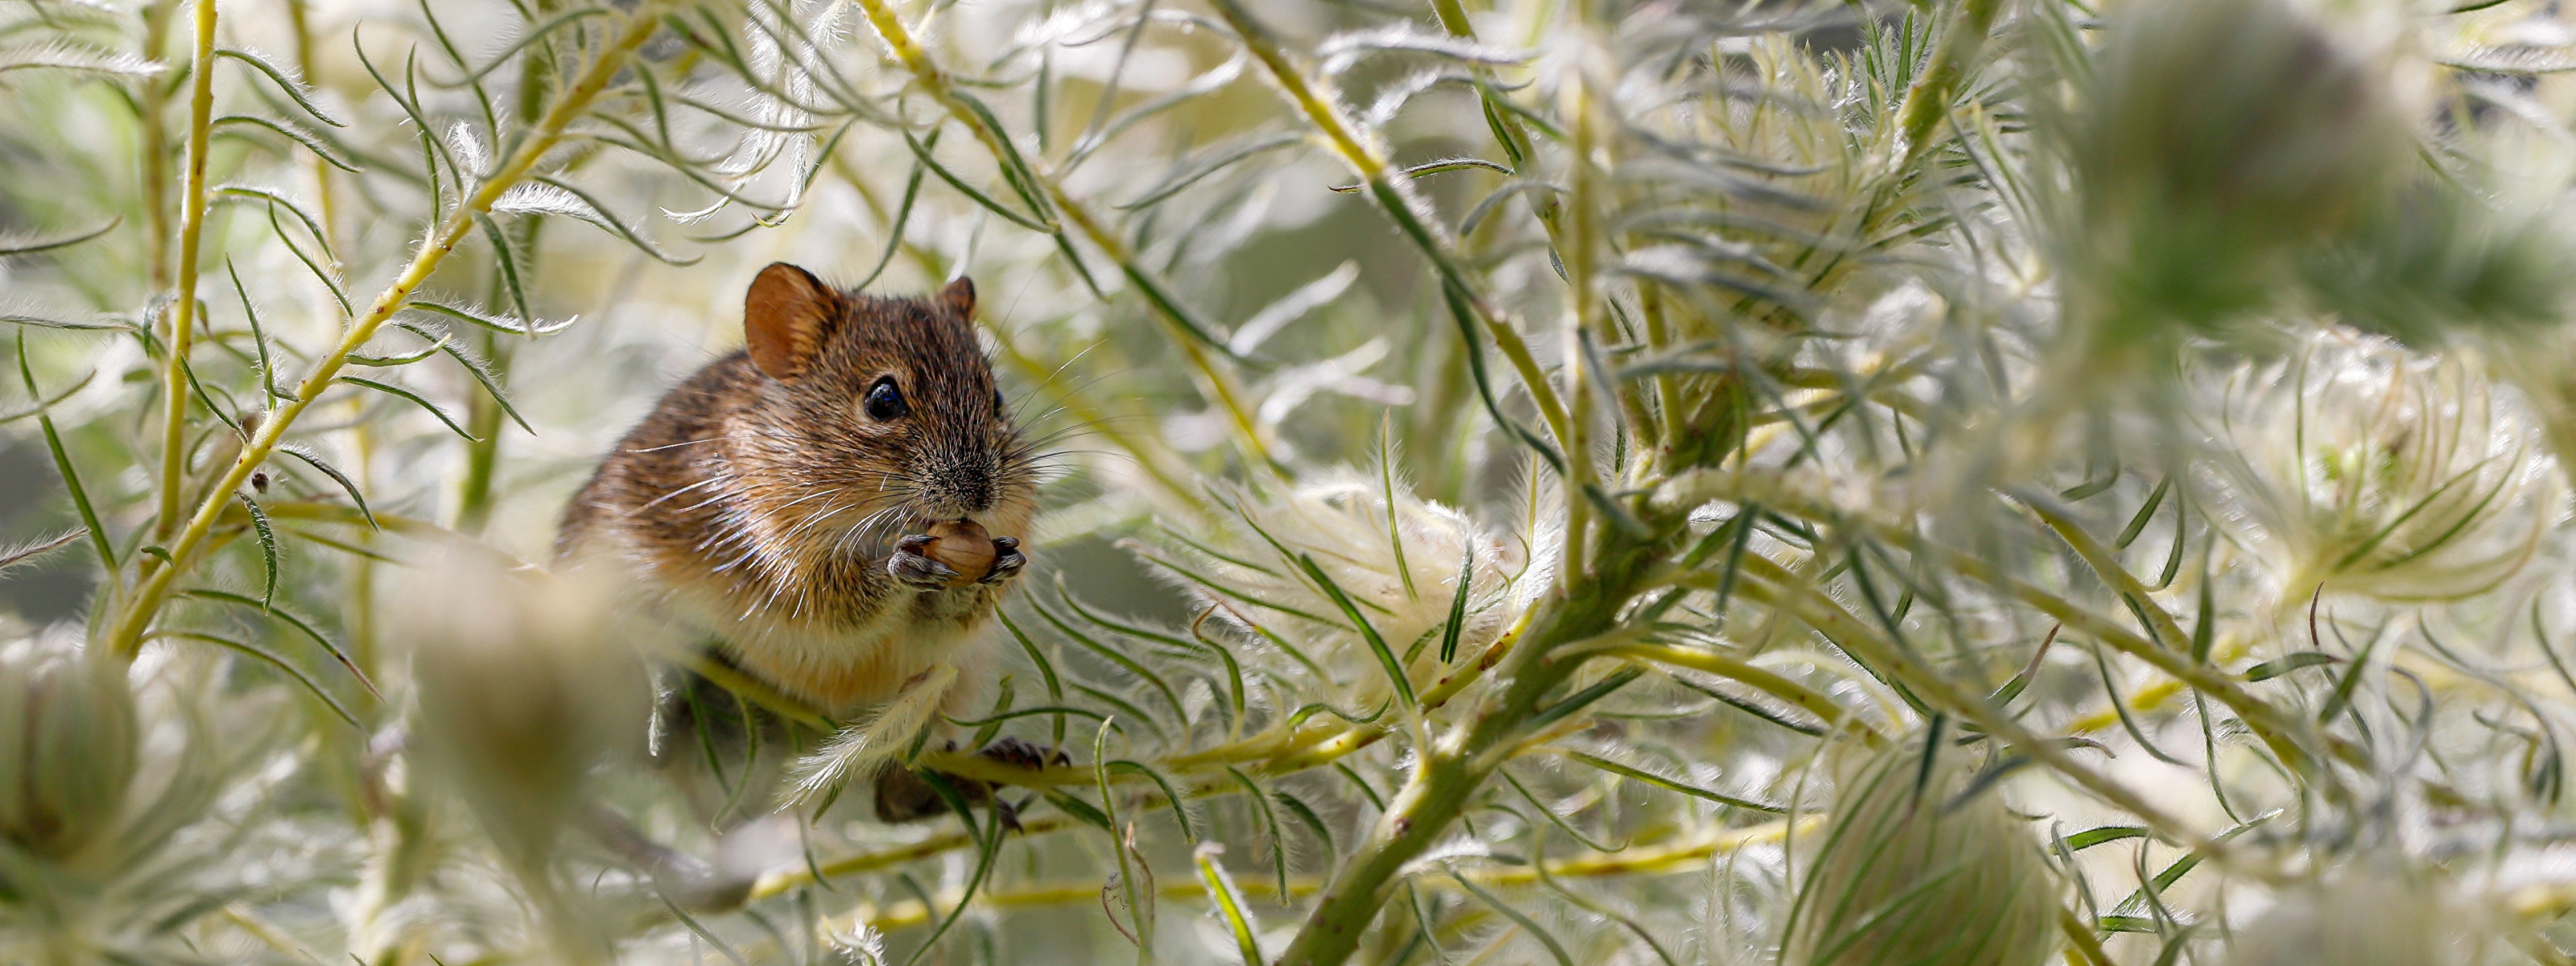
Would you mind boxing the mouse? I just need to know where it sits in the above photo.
[556,262,1042,821]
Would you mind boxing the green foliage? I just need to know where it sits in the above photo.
[9,0,2576,964]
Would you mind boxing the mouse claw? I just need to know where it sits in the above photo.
[890,535,960,589]
[980,536,1026,585]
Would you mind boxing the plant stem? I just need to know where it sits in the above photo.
[1893,0,2004,166]
[1274,521,1671,966]
[105,2,667,658]
[151,0,221,549]
[818,818,1801,935]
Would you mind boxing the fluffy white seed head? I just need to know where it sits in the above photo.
[2206,331,2562,604]
[1147,472,1527,705]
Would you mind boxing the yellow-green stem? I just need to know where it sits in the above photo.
[152,0,221,548]
[105,2,666,657]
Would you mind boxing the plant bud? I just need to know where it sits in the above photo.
[2064,0,2411,337]
[396,551,646,868]
[1783,739,2057,966]
[0,642,138,864]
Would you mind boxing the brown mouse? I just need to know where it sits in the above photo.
[556,262,1038,734]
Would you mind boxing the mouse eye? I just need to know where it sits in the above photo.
[863,378,908,421]
[993,388,1007,414]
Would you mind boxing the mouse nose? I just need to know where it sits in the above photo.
[921,450,997,516]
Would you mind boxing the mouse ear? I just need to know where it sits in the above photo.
[938,275,976,320]
[745,262,841,382]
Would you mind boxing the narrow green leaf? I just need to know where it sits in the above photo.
[898,126,1051,232]
[1195,844,1265,966]
[2115,476,2171,549]
[0,529,85,578]
[2,312,123,332]
[1296,552,1415,709]
[1327,156,1513,193]
[179,588,377,697]
[274,444,374,530]
[1105,759,1196,842]
[473,213,537,337]
[455,7,613,85]
[499,178,703,266]
[1525,667,1645,733]
[227,260,285,402]
[1040,788,1113,832]
[336,377,477,440]
[0,217,120,257]
[1030,599,1187,725]
[1119,133,1304,210]
[214,47,344,126]
[405,299,577,336]
[2317,632,2382,724]
[238,494,280,610]
[154,630,359,728]
[17,336,113,570]
[392,320,530,433]
[1438,547,1474,664]
[1565,749,1785,812]
[2241,652,2337,682]
[212,114,361,171]
[858,127,935,291]
[999,610,1067,748]
[1448,871,1575,966]
[2063,826,2149,851]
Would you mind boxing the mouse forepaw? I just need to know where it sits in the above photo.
[979,536,1026,585]
[976,735,1056,770]
[890,535,960,588]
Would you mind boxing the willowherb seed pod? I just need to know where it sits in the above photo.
[0,642,138,864]
[1781,738,2058,966]
[2063,0,2412,336]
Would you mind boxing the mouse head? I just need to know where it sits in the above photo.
[737,262,1032,537]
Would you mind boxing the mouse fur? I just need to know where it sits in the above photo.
[557,263,1038,720]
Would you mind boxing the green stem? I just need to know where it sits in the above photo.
[452,332,509,535]
[151,0,221,549]
[1274,521,1672,966]
[1893,0,2004,167]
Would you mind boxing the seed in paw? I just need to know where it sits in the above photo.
[922,518,998,588]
